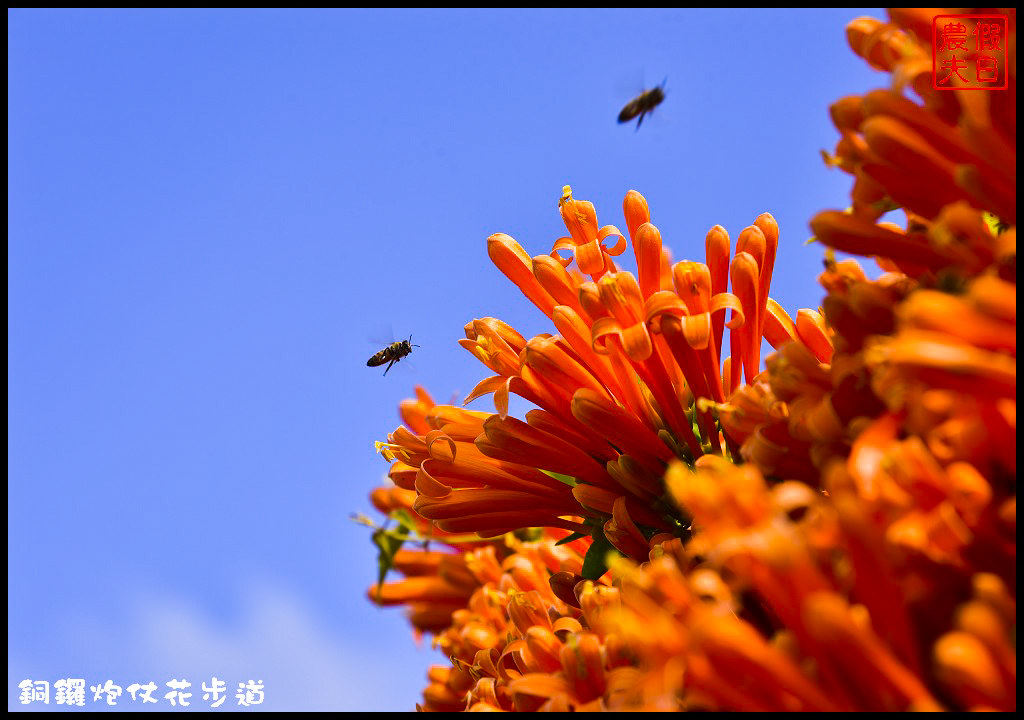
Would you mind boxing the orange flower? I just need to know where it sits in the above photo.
[553,185,628,279]
[365,9,1015,712]
[375,186,822,559]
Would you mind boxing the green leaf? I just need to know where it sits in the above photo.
[540,469,577,487]
[555,531,588,546]
[392,508,418,535]
[581,525,622,580]
[372,523,410,590]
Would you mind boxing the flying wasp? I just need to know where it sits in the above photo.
[618,79,667,130]
[367,335,419,376]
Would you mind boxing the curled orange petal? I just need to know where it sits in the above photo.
[577,239,608,276]
[598,225,628,256]
[795,309,834,364]
[763,298,798,348]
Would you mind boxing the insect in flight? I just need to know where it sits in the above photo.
[618,79,667,130]
[367,335,419,376]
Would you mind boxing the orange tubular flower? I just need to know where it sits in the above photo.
[554,185,628,280]
[378,185,810,555]
[372,180,806,675]
[366,8,1015,713]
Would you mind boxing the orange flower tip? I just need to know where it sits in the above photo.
[934,632,1010,707]
[971,574,1016,624]
[635,221,661,246]
[730,251,759,285]
[623,190,651,235]
[845,16,910,71]
[705,225,730,256]
[829,95,865,132]
[737,225,766,261]
[846,16,882,42]
[955,601,1008,647]
[488,232,530,259]
[754,212,779,243]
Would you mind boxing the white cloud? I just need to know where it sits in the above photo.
[9,580,442,712]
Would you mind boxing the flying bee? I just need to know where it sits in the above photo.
[618,79,667,130]
[367,335,419,376]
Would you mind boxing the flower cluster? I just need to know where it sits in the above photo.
[365,9,1015,712]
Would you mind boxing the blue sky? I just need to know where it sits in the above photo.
[9,8,883,711]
